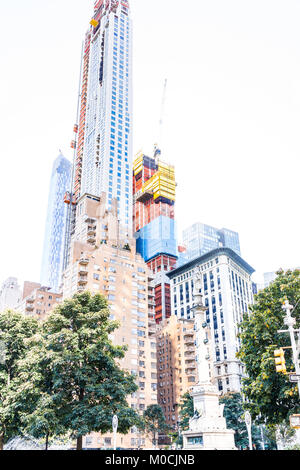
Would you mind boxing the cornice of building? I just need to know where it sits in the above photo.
[167,247,255,279]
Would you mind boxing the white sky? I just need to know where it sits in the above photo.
[0,0,299,287]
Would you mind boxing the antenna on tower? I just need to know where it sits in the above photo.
[154,78,168,161]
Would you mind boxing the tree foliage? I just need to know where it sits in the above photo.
[0,293,144,451]
[15,332,68,449]
[179,392,195,431]
[142,404,169,448]
[0,311,39,449]
[219,393,273,449]
[39,292,141,450]
[237,269,300,425]
[168,392,195,448]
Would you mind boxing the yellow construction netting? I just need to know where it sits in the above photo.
[142,162,176,202]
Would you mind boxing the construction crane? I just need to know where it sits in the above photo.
[154,78,168,161]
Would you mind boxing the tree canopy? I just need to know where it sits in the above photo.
[39,292,141,450]
[143,404,169,448]
[219,393,274,449]
[0,311,39,450]
[238,269,300,425]
[0,292,144,451]
[179,392,195,431]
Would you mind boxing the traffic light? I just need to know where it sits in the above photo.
[290,414,300,429]
[274,348,287,374]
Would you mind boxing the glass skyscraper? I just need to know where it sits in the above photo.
[180,222,241,264]
[76,0,132,233]
[40,153,72,291]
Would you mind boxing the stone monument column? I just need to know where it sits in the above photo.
[182,267,236,450]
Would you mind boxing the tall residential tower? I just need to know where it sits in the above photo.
[71,0,132,228]
[41,153,71,291]
[64,0,133,271]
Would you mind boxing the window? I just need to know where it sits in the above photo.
[187,436,203,446]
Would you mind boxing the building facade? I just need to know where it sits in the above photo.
[156,316,197,432]
[40,153,72,291]
[63,0,133,273]
[16,282,62,320]
[167,247,255,394]
[133,149,177,323]
[62,192,157,449]
[71,0,133,232]
[180,223,241,264]
[0,277,22,312]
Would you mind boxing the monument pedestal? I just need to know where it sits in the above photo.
[182,384,236,450]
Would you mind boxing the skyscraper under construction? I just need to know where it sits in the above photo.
[133,147,178,323]
[64,0,133,268]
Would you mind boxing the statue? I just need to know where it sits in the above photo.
[195,266,202,286]
[193,266,204,307]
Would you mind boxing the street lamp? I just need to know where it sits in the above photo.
[177,420,182,450]
[280,301,300,399]
[112,415,118,451]
[245,411,253,450]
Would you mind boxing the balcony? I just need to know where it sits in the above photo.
[184,337,194,346]
[185,357,196,364]
[87,226,97,236]
[185,364,196,372]
[148,325,157,335]
[78,277,88,285]
[84,215,97,224]
[184,331,194,338]
[79,258,89,266]
[26,304,34,311]
[78,267,88,276]
[185,347,195,353]
[26,297,34,303]
[186,371,197,378]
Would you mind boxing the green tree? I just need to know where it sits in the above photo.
[142,404,169,449]
[178,392,195,431]
[219,393,268,449]
[265,422,295,450]
[39,291,141,450]
[166,393,193,448]
[15,333,68,450]
[237,269,300,425]
[0,310,39,450]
